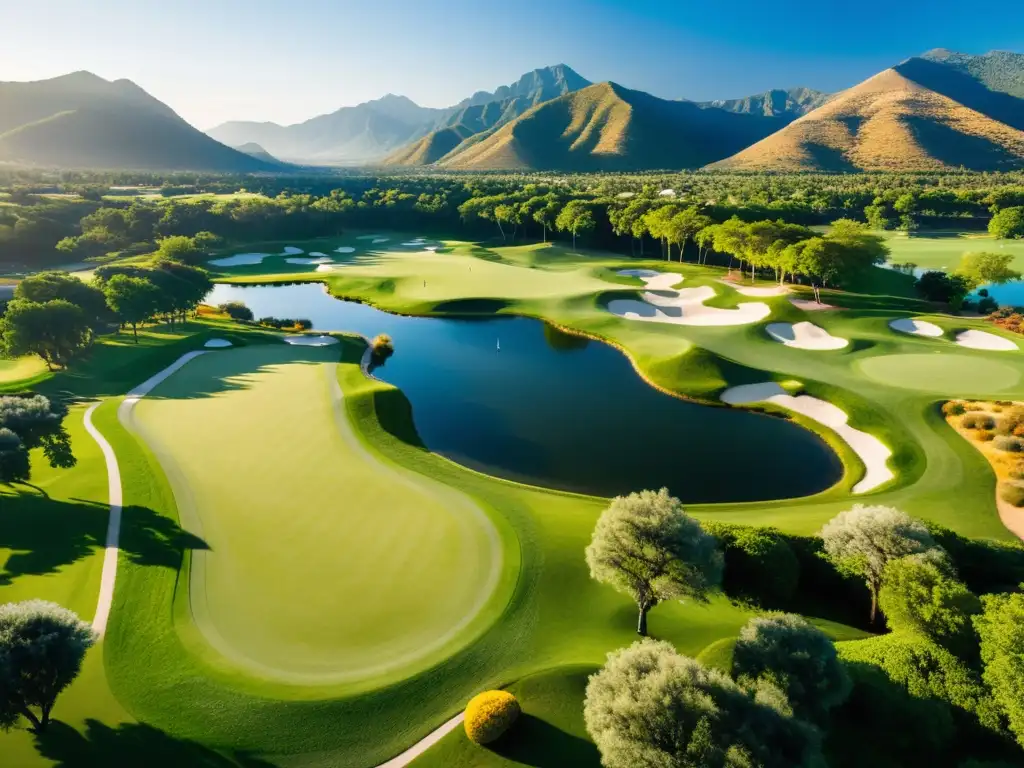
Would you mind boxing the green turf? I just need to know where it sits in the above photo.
[125,343,508,687]
[857,353,1022,393]
[880,230,1024,273]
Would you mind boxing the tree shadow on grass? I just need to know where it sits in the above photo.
[0,490,209,585]
[34,720,274,768]
[490,714,600,767]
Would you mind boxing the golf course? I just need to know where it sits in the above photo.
[3,225,1024,767]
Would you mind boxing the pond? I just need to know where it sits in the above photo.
[206,283,843,503]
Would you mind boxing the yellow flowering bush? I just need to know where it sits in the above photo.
[464,690,520,745]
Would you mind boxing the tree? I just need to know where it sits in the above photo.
[155,235,202,263]
[820,505,939,625]
[864,202,893,231]
[732,613,851,725]
[584,639,821,768]
[988,206,1024,239]
[13,271,107,328]
[974,591,1024,747]
[641,206,678,260]
[954,252,1021,291]
[0,299,92,370]
[555,201,595,252]
[532,200,560,243]
[102,275,160,341]
[879,555,981,658]
[585,488,722,636]
[0,600,95,732]
[151,259,212,326]
[0,394,74,482]
[219,301,254,321]
[916,270,970,307]
[667,208,712,263]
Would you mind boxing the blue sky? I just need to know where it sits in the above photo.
[4,0,1023,128]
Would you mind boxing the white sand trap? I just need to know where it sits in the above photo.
[720,280,790,297]
[208,253,269,267]
[309,252,328,257]
[889,318,944,337]
[425,245,440,251]
[315,264,341,272]
[282,246,304,255]
[766,321,848,350]
[203,338,233,348]
[789,297,836,311]
[401,241,424,247]
[608,270,769,327]
[955,329,1019,351]
[721,383,894,494]
[372,238,390,244]
[283,335,338,346]
[286,256,334,265]
[335,246,356,253]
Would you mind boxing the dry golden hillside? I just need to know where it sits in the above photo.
[711,68,1024,171]
[439,82,783,171]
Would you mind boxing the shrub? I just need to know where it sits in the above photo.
[994,436,1024,453]
[999,484,1024,508]
[942,401,966,416]
[978,431,996,442]
[219,301,253,321]
[371,333,394,357]
[464,690,520,744]
[964,402,985,411]
[1009,462,1024,480]
[705,523,799,607]
[962,413,995,430]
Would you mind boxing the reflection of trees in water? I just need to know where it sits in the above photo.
[543,323,590,353]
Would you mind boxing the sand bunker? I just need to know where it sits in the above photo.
[203,339,233,348]
[315,264,341,273]
[721,383,893,494]
[955,330,1018,351]
[401,241,424,247]
[607,270,770,327]
[335,246,356,253]
[283,335,338,346]
[889,318,944,337]
[766,322,848,350]
[789,297,836,311]
[721,280,790,297]
[372,238,390,244]
[208,253,269,267]
[425,245,440,251]
[286,257,334,265]
[282,247,304,255]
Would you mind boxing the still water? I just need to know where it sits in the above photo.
[207,283,843,503]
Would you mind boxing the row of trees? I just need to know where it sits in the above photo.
[583,490,1024,766]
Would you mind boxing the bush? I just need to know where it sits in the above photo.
[978,431,996,442]
[978,297,999,315]
[995,407,1024,435]
[219,301,253,321]
[962,413,995,430]
[1009,462,1024,480]
[999,484,1024,508]
[371,333,394,357]
[964,402,985,411]
[994,436,1024,453]
[705,523,799,607]
[464,690,520,745]
[943,401,966,416]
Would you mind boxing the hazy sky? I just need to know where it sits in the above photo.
[4,0,1023,129]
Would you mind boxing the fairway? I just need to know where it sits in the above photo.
[124,344,505,685]
[856,352,1022,393]
[881,231,1024,272]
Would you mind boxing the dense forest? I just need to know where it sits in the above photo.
[3,169,1024,271]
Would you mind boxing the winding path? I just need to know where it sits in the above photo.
[83,350,208,635]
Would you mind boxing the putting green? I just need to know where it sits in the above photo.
[124,344,504,685]
[856,353,1021,393]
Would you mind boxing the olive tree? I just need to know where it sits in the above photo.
[879,555,981,657]
[732,613,851,725]
[0,600,95,732]
[586,488,722,636]
[820,505,938,625]
[584,639,820,768]
[0,299,92,370]
[974,591,1024,747]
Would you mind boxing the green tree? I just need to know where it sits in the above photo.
[0,600,95,732]
[954,252,1022,290]
[102,275,160,341]
[555,200,595,252]
[667,208,713,263]
[916,270,971,307]
[732,613,851,725]
[0,299,92,370]
[864,202,893,230]
[880,555,981,658]
[988,206,1024,239]
[532,200,560,243]
[219,301,254,321]
[584,639,821,768]
[14,271,107,328]
[585,488,722,636]
[974,591,1024,747]
[0,394,75,483]
[820,505,939,625]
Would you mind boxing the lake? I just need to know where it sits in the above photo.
[206,283,843,503]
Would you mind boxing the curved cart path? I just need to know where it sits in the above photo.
[83,350,208,635]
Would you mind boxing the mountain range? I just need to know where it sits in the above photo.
[0,71,271,172]
[3,51,1024,173]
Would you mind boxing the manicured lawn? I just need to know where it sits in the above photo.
[125,343,508,687]
[0,355,48,389]
[857,352,1022,393]
[880,230,1024,272]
